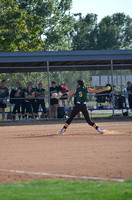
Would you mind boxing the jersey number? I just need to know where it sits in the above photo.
[79,91,83,97]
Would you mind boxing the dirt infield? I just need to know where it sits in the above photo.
[0,120,132,183]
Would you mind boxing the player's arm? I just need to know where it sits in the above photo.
[36,92,38,97]
[38,91,46,98]
[67,89,76,96]
[15,89,21,97]
[87,86,110,93]
[24,92,28,98]
[24,92,35,98]
[31,92,35,98]
[68,93,75,103]
[41,90,46,97]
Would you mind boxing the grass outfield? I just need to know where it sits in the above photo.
[0,179,132,200]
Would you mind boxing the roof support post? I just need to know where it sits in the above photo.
[111,60,115,116]
[61,72,63,83]
[80,71,83,80]
[27,72,29,83]
[47,61,51,118]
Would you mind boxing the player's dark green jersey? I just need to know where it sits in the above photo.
[127,85,132,98]
[16,87,23,97]
[75,87,88,104]
[26,88,34,96]
[32,88,36,92]
[36,88,45,96]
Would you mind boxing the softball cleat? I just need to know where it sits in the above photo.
[97,127,105,134]
[58,128,66,135]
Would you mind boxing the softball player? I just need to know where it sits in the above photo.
[28,82,36,117]
[24,85,35,120]
[35,83,48,118]
[12,82,23,120]
[58,80,109,135]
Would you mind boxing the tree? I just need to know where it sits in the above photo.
[97,13,132,49]
[71,13,98,50]
[0,73,28,89]
[71,12,132,50]
[43,0,74,50]
[0,0,74,88]
[0,0,45,52]
[0,0,74,52]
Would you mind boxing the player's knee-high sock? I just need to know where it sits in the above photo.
[93,123,99,130]
[63,123,69,129]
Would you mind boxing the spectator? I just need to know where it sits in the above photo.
[12,82,23,121]
[50,81,60,118]
[0,80,9,121]
[127,81,132,112]
[35,83,48,119]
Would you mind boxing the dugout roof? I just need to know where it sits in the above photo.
[0,49,132,73]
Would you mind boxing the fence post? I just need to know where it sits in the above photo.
[80,71,83,80]
[27,72,29,83]
[47,61,51,118]
[111,60,115,116]
[61,72,63,83]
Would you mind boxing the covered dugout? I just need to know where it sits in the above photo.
[0,49,132,117]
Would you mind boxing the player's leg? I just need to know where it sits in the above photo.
[51,99,59,119]
[128,96,132,112]
[24,101,29,120]
[22,100,27,120]
[27,101,32,120]
[41,99,48,118]
[0,102,6,121]
[50,105,54,118]
[31,99,36,119]
[17,100,21,120]
[34,100,39,119]
[13,101,20,120]
[12,103,17,120]
[54,103,58,118]
[2,107,5,121]
[58,104,80,134]
[0,107,1,120]
[50,99,55,118]
[28,102,32,120]
[81,104,105,134]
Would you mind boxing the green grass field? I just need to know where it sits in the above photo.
[0,179,132,200]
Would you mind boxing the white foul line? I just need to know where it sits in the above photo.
[0,169,124,182]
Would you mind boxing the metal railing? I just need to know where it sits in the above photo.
[0,91,131,120]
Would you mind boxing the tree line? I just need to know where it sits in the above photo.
[0,0,132,52]
[0,0,132,89]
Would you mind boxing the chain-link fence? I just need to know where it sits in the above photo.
[0,68,132,121]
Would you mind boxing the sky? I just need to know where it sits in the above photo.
[71,0,132,22]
